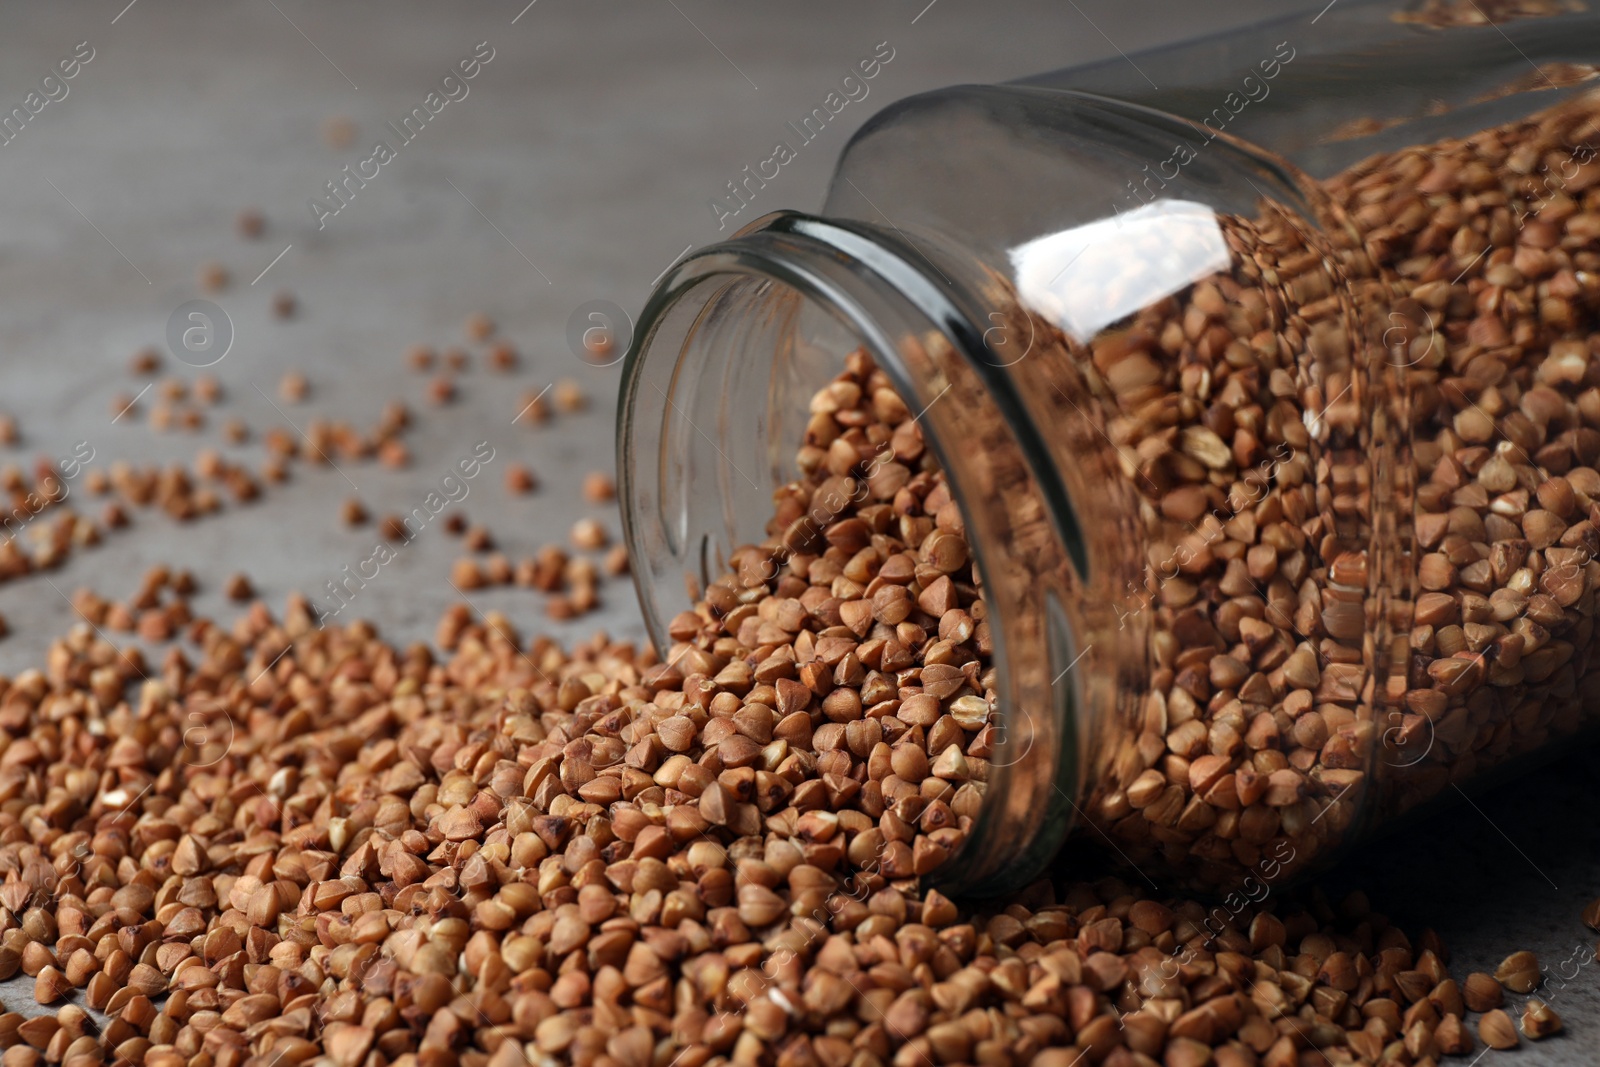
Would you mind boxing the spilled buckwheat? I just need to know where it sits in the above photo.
[0,352,1568,1067]
[0,83,1596,1067]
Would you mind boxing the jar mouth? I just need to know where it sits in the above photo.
[616,210,1094,897]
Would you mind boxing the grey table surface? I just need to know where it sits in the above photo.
[0,0,1592,1060]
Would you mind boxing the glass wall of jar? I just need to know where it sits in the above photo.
[617,0,1600,897]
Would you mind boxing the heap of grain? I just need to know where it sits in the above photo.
[0,87,1595,1067]
[0,355,1563,1067]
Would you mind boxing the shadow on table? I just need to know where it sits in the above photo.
[1047,739,1600,938]
[1322,741,1600,937]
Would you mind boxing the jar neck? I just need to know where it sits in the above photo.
[617,210,1130,895]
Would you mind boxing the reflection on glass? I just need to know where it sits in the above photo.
[1008,199,1231,343]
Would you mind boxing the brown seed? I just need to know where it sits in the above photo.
[657,716,696,752]
[1582,897,1600,932]
[488,339,518,370]
[126,964,164,998]
[1161,485,1210,523]
[235,208,265,239]
[452,558,484,589]
[322,1023,374,1067]
[516,387,550,424]
[436,806,483,841]
[1479,1009,1519,1050]
[246,885,280,927]
[736,884,787,927]
[506,465,537,494]
[1462,971,1503,1012]
[279,370,308,403]
[1494,949,1541,993]
[571,518,608,550]
[465,312,495,342]
[129,346,161,375]
[1521,998,1562,1039]
[272,290,296,319]
[1523,509,1567,549]
[342,498,368,526]
[582,330,625,372]
[555,379,586,413]
[407,343,435,371]
[62,948,97,989]
[1164,1037,1214,1067]
[321,115,356,149]
[198,261,229,292]
[485,553,513,585]
[17,1014,57,1048]
[1435,1013,1472,1056]
[33,967,68,1005]
[931,745,969,780]
[378,439,409,469]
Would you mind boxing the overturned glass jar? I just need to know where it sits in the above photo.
[618,0,1600,896]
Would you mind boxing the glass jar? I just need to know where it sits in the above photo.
[617,0,1600,897]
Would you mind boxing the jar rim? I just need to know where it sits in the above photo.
[617,210,1091,896]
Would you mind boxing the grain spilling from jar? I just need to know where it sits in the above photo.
[0,85,1593,1067]
[0,351,1568,1067]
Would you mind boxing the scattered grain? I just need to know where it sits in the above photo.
[554,378,586,413]
[235,207,265,238]
[1480,1009,1520,1050]
[128,347,160,375]
[571,517,607,550]
[321,115,356,149]
[406,344,435,371]
[505,464,537,494]
[465,311,495,341]
[278,370,308,403]
[488,339,518,371]
[198,261,228,292]
[1496,949,1542,993]
[1522,999,1563,1039]
[583,470,615,502]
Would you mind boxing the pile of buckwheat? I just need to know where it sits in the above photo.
[0,347,1584,1067]
[0,88,1596,1067]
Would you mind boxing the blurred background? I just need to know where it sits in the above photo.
[0,1,1592,1053]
